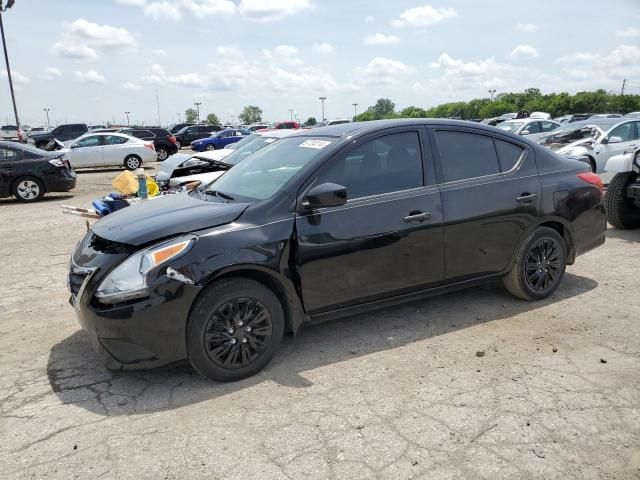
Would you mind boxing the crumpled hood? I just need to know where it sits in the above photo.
[557,137,595,154]
[92,193,249,246]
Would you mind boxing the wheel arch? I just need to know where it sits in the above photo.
[194,265,305,335]
[11,175,47,197]
[533,218,576,265]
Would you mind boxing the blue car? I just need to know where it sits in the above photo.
[190,128,249,151]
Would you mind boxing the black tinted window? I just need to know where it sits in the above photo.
[0,147,20,160]
[435,131,500,182]
[317,132,423,199]
[104,135,128,145]
[495,139,524,172]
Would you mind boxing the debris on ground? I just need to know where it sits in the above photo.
[532,447,546,458]
[552,347,558,353]
[476,351,485,357]
[601,358,607,364]
[470,423,497,443]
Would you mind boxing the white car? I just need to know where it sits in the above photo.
[497,118,560,139]
[64,132,157,170]
[556,119,640,173]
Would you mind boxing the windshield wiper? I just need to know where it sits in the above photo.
[205,190,235,201]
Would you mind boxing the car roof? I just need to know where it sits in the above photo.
[256,129,300,138]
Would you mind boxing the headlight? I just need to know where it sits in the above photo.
[95,236,196,304]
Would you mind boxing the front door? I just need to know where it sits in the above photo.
[295,129,445,313]
[594,121,639,172]
[0,146,21,196]
[429,127,541,281]
[69,135,104,168]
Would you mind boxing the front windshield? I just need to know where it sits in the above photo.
[497,121,525,132]
[221,134,282,166]
[203,136,331,201]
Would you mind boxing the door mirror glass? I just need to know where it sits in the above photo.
[521,130,530,135]
[303,182,347,210]
[607,136,622,144]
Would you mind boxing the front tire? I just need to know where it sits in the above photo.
[205,144,215,151]
[187,278,284,382]
[12,176,45,202]
[124,155,142,170]
[156,147,169,161]
[503,227,567,301]
[605,171,640,229]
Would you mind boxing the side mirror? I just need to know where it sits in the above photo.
[606,136,622,144]
[521,130,530,136]
[70,144,78,149]
[302,182,347,210]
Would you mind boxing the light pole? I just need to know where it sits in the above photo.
[43,108,50,130]
[289,109,293,122]
[125,111,130,126]
[194,102,201,122]
[488,89,496,103]
[0,0,20,135]
[352,103,358,120]
[177,112,181,123]
[318,96,327,121]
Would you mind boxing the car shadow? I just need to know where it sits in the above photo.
[0,194,75,205]
[47,272,597,416]
[605,226,640,243]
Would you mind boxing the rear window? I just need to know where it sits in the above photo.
[494,139,524,172]
[435,131,500,182]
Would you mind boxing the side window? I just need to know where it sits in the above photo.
[199,126,212,133]
[609,123,633,142]
[434,131,500,182]
[633,122,640,140]
[0,147,20,161]
[524,122,540,134]
[53,126,68,136]
[104,135,128,145]
[540,121,558,133]
[494,139,524,172]
[317,131,423,199]
[75,136,102,148]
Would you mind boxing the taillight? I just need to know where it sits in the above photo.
[168,135,177,145]
[144,143,155,151]
[577,172,604,193]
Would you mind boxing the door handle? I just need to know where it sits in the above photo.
[516,193,537,203]
[403,211,431,223]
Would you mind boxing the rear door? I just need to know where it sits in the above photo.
[0,146,22,196]
[295,128,445,313]
[594,121,639,171]
[428,126,541,281]
[102,135,130,167]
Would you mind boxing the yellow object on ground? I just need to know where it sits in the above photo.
[111,170,138,195]
[146,177,159,197]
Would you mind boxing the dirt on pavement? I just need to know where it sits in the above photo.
[1,166,639,479]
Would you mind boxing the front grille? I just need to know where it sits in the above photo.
[68,270,87,296]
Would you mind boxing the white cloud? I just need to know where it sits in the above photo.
[515,23,538,33]
[617,27,640,38]
[43,67,62,80]
[355,57,414,85]
[74,70,107,84]
[263,45,303,66]
[365,15,374,23]
[238,0,311,22]
[274,45,298,56]
[53,42,98,60]
[153,49,167,56]
[510,45,539,59]
[363,33,400,46]
[116,0,146,5]
[1,70,29,84]
[67,18,137,50]
[121,81,143,90]
[144,1,184,19]
[216,45,243,57]
[392,5,457,28]
[312,42,334,55]
[556,44,640,84]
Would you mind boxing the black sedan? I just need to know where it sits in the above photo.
[68,119,606,381]
[0,142,76,202]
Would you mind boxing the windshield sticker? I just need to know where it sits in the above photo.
[265,138,277,143]
[299,139,331,149]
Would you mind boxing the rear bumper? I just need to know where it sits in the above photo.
[43,171,76,193]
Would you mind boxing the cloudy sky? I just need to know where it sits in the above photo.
[1,0,639,127]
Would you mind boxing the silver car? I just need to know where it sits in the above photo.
[496,118,560,140]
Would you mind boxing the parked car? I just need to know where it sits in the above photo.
[28,127,48,135]
[538,119,621,150]
[64,132,157,170]
[247,124,270,132]
[554,113,592,124]
[588,113,623,119]
[68,119,605,381]
[30,123,88,149]
[190,128,249,152]
[604,145,640,229]
[169,122,195,134]
[174,124,222,149]
[272,121,300,129]
[555,119,640,173]
[529,112,552,120]
[0,125,26,142]
[118,127,178,161]
[0,141,76,202]
[497,118,560,138]
[156,130,297,189]
[624,112,640,118]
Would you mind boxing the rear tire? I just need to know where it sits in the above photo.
[605,171,640,229]
[12,176,45,202]
[124,155,142,170]
[503,227,567,301]
[156,147,169,161]
[187,278,284,382]
[175,140,182,149]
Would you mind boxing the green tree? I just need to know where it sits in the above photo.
[239,105,263,124]
[305,117,317,126]
[184,108,198,123]
[371,98,395,119]
[205,113,220,125]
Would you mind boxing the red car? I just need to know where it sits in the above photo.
[272,121,300,130]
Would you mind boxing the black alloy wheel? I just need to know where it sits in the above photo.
[204,298,273,369]
[524,238,562,292]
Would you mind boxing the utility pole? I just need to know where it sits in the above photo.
[488,89,496,103]
[194,102,201,122]
[0,0,20,135]
[177,112,181,123]
[289,109,293,121]
[125,111,130,126]
[155,88,161,126]
[43,108,50,130]
[318,96,327,121]
[621,79,626,96]
[352,103,358,120]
